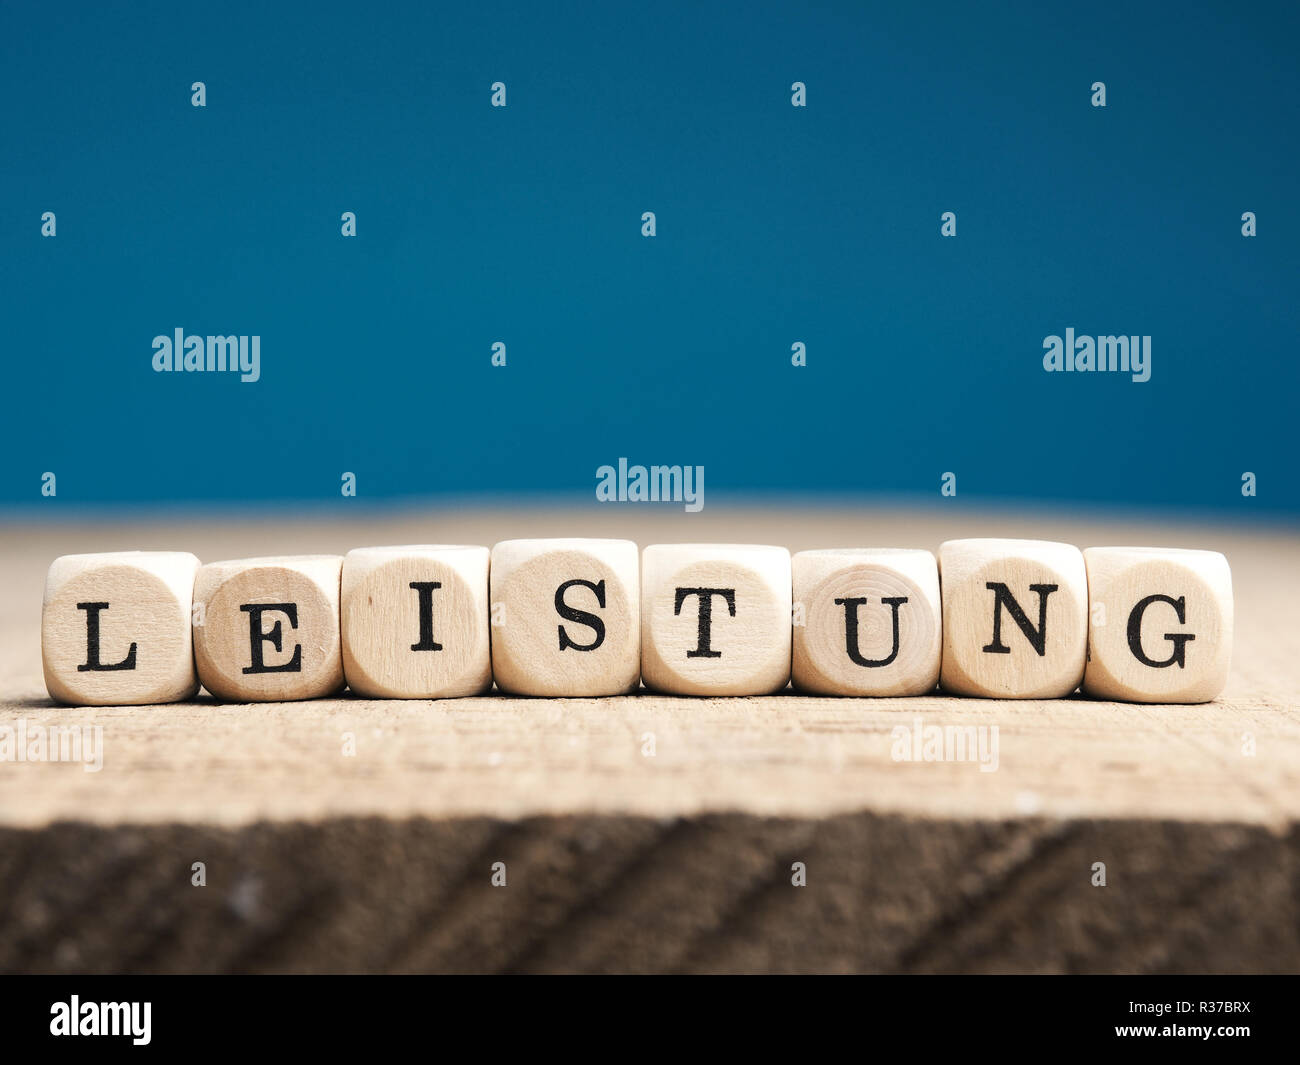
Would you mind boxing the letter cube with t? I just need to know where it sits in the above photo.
[193,556,344,701]
[792,549,941,695]
[939,539,1087,698]
[42,552,201,705]
[342,545,491,698]
[1082,547,1232,703]
[489,539,640,696]
[641,544,791,695]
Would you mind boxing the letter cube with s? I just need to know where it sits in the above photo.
[341,545,491,698]
[489,539,640,696]
[1082,547,1232,703]
[641,544,791,695]
[939,539,1087,698]
[792,549,941,695]
[43,551,202,705]
[193,556,344,701]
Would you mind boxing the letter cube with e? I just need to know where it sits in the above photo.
[1082,547,1232,703]
[792,549,941,695]
[193,556,344,702]
[939,539,1087,698]
[641,544,791,695]
[42,551,202,705]
[342,545,491,698]
[489,539,640,696]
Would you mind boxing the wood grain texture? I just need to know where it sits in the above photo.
[1082,546,1232,703]
[939,539,1088,698]
[642,543,792,695]
[193,555,344,702]
[42,551,200,706]
[342,545,491,699]
[490,539,639,696]
[793,548,941,695]
[2,505,1298,973]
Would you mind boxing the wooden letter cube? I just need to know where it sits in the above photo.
[641,544,791,695]
[939,538,1087,698]
[341,545,491,698]
[792,548,941,696]
[489,538,640,696]
[42,551,201,705]
[1082,547,1232,703]
[193,556,343,702]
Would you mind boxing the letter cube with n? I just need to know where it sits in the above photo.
[1082,547,1232,703]
[193,556,344,701]
[489,539,640,696]
[641,544,791,695]
[342,545,491,698]
[939,539,1087,698]
[43,552,202,705]
[792,549,941,695]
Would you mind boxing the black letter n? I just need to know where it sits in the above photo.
[981,582,1058,657]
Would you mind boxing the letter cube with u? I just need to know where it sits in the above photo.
[939,539,1087,698]
[43,552,201,705]
[1082,547,1232,703]
[489,539,640,696]
[341,545,491,698]
[792,549,941,695]
[193,556,344,702]
[641,544,791,695]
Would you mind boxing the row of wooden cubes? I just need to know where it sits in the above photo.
[42,539,1233,706]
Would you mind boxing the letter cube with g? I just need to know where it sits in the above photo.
[1082,547,1232,703]
[489,539,640,696]
[43,551,201,705]
[641,544,791,695]
[342,545,491,698]
[193,556,344,701]
[939,539,1087,698]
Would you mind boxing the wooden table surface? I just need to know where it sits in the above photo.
[2,504,1297,973]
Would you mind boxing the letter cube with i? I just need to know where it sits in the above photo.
[341,545,491,698]
[42,552,202,705]
[641,544,791,695]
[1082,547,1232,703]
[792,549,941,695]
[939,539,1087,698]
[193,556,344,701]
[489,539,640,696]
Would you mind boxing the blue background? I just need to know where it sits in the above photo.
[2,0,1296,516]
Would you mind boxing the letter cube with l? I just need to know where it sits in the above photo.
[42,551,201,705]
[1082,547,1232,703]
[193,556,344,702]
[792,549,941,695]
[489,539,640,696]
[342,545,491,698]
[641,544,791,695]
[939,539,1087,698]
